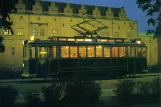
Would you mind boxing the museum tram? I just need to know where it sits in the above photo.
[22,36,147,78]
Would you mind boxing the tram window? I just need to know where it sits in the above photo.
[48,46,56,58]
[130,47,136,57]
[119,47,125,57]
[39,47,47,58]
[142,47,147,57]
[127,46,130,57]
[136,47,142,57]
[104,47,110,57]
[61,46,69,58]
[23,46,27,58]
[70,46,78,58]
[87,46,94,57]
[32,47,35,58]
[79,46,86,58]
[96,46,103,57]
[112,47,118,57]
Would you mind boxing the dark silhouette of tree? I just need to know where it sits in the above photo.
[0,0,16,53]
[136,0,161,38]
[136,0,161,72]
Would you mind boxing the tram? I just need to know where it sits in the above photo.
[22,36,147,78]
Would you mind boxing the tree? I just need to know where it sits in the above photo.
[0,0,17,53]
[136,0,161,72]
[136,0,161,38]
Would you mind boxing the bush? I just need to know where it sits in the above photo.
[24,90,41,107]
[64,80,101,107]
[113,79,135,103]
[150,77,161,99]
[135,81,151,98]
[41,81,65,106]
[135,77,161,101]
[0,85,18,107]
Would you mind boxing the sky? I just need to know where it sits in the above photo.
[45,0,155,33]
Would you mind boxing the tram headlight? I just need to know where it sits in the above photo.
[136,40,141,44]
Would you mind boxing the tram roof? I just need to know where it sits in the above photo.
[26,40,146,47]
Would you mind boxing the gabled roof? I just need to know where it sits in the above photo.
[17,0,122,17]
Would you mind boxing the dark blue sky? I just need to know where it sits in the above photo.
[45,0,154,32]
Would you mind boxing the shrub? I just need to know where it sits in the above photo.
[150,77,161,99]
[41,81,65,106]
[0,85,18,107]
[23,90,41,107]
[113,79,135,103]
[135,81,151,98]
[64,80,101,107]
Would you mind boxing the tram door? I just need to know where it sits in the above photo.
[48,46,58,75]
[36,46,49,77]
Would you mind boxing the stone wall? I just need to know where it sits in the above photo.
[139,35,159,72]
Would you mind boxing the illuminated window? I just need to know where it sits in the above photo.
[39,47,47,58]
[87,46,94,57]
[79,46,86,58]
[61,46,69,58]
[52,29,58,36]
[96,46,103,57]
[4,29,11,36]
[12,47,15,55]
[104,47,111,57]
[70,46,78,58]
[17,28,24,36]
[119,47,125,57]
[40,29,44,36]
[112,47,118,57]
[33,29,38,36]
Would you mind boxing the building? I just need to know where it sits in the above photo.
[0,0,158,72]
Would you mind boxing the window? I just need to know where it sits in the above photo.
[4,29,11,35]
[119,47,125,57]
[130,47,136,57]
[79,46,86,57]
[12,47,15,55]
[33,29,38,36]
[61,46,69,58]
[114,32,119,38]
[48,46,56,58]
[104,47,111,57]
[112,47,118,57]
[40,29,44,36]
[96,46,103,57]
[70,46,78,58]
[39,47,47,58]
[87,46,94,57]
[52,29,58,36]
[17,28,24,36]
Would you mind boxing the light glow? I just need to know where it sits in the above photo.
[84,39,92,42]
[136,40,141,44]
[30,36,35,41]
